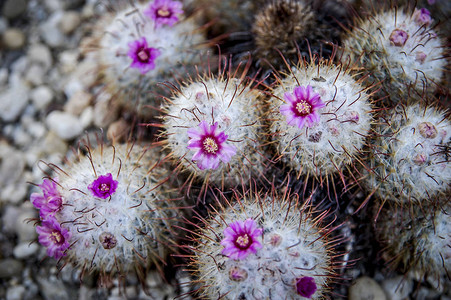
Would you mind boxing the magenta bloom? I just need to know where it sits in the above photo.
[30,178,62,218]
[88,173,118,199]
[144,0,183,28]
[280,85,325,129]
[220,219,263,260]
[187,121,237,170]
[413,8,432,25]
[36,215,71,259]
[296,277,317,298]
[128,37,161,74]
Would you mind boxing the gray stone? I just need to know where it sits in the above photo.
[0,144,25,185]
[39,12,65,48]
[6,285,25,300]
[28,44,52,71]
[2,28,26,49]
[16,210,38,243]
[37,276,69,300]
[0,82,29,122]
[58,11,81,35]
[349,276,387,300]
[1,182,28,204]
[0,259,23,279]
[46,110,83,140]
[25,64,45,86]
[2,205,21,234]
[2,0,28,19]
[64,90,92,115]
[13,242,39,259]
[382,276,413,300]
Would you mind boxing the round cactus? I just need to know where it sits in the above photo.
[91,0,207,117]
[184,187,342,299]
[30,143,181,283]
[377,202,450,287]
[268,56,373,180]
[342,7,447,102]
[364,102,450,204]
[161,63,267,188]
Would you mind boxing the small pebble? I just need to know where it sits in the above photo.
[349,276,386,300]
[58,11,81,35]
[382,276,413,300]
[6,285,25,300]
[28,44,53,71]
[30,85,53,110]
[64,90,92,115]
[16,210,38,243]
[13,243,39,259]
[79,106,93,129]
[2,28,26,49]
[39,11,65,48]
[0,82,29,122]
[0,259,23,279]
[46,110,83,140]
[2,0,28,19]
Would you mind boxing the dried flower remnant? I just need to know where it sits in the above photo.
[36,215,71,259]
[187,121,237,170]
[127,37,161,74]
[220,218,263,260]
[389,29,409,47]
[280,85,325,129]
[144,0,183,28]
[88,173,119,199]
[30,178,62,218]
[296,276,317,298]
[99,232,118,249]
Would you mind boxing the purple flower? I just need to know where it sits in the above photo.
[30,178,62,218]
[88,173,118,199]
[36,215,71,259]
[389,29,409,47]
[296,276,317,298]
[220,219,263,260]
[280,85,325,129]
[187,121,237,170]
[413,8,432,26]
[128,37,161,74]
[144,0,183,28]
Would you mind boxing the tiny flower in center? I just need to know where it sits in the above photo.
[187,121,237,170]
[88,173,119,199]
[280,85,325,129]
[296,276,317,298]
[413,8,432,26]
[144,0,184,28]
[221,219,263,260]
[128,37,161,74]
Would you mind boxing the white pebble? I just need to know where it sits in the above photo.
[28,44,53,71]
[30,86,54,110]
[13,243,39,259]
[46,110,83,140]
[0,82,29,122]
[80,106,93,129]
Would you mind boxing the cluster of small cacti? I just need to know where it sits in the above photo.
[28,0,450,298]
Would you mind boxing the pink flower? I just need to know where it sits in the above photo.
[413,8,432,26]
[30,178,62,218]
[389,29,409,47]
[187,121,237,170]
[144,0,183,28]
[88,173,119,199]
[280,85,325,129]
[36,215,71,259]
[127,37,161,74]
[295,276,317,298]
[220,219,263,260]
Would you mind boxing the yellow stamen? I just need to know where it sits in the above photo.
[203,137,218,154]
[157,8,170,17]
[296,100,312,116]
[236,234,250,248]
[51,231,62,243]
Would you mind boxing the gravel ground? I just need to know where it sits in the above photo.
[0,0,449,299]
